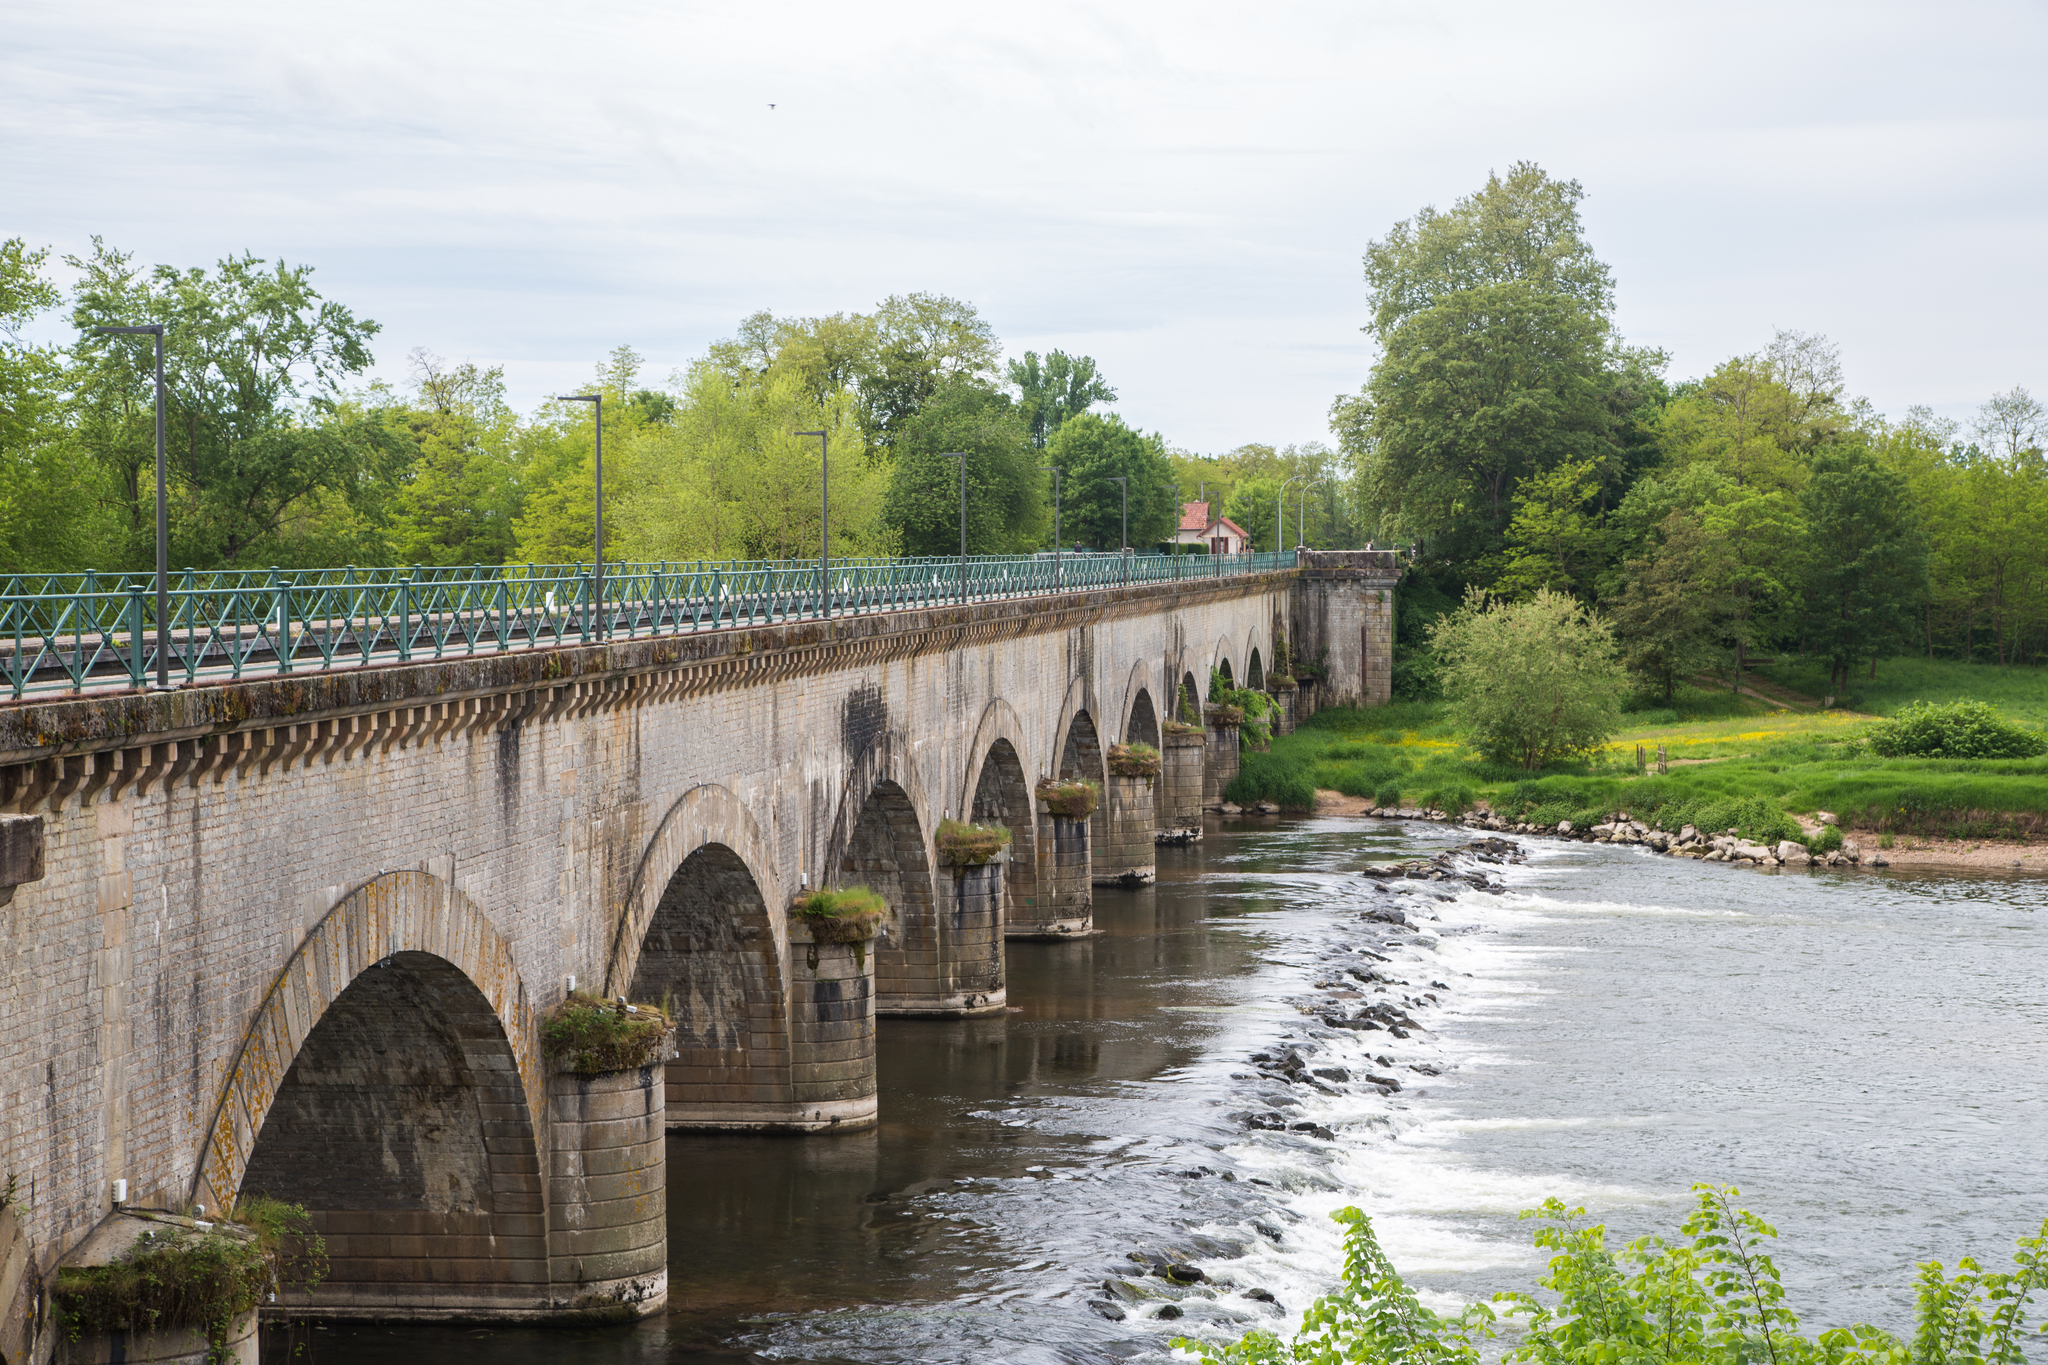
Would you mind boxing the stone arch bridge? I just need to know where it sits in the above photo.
[0,552,1394,1355]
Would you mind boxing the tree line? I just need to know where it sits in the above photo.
[0,239,1366,577]
[1334,162,2048,687]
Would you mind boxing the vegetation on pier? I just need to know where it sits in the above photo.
[542,992,673,1073]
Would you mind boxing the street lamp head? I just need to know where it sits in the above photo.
[556,394,600,404]
[92,324,164,336]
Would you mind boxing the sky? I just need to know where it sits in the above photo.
[6,0,2045,452]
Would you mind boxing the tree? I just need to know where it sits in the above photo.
[1223,476,1285,552]
[386,351,524,566]
[1346,280,1616,560]
[1430,587,1625,771]
[1043,413,1178,550]
[1972,385,2045,462]
[882,377,1045,555]
[1494,458,1608,598]
[0,239,112,571]
[1799,442,1928,691]
[858,294,1001,444]
[1006,350,1116,448]
[1657,356,1805,491]
[1608,510,1727,701]
[66,239,396,568]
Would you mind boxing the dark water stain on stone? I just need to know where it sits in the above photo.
[840,682,887,761]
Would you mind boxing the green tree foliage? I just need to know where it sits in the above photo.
[67,239,400,569]
[385,351,524,566]
[1495,458,1609,597]
[1799,441,1929,691]
[1430,587,1624,770]
[1006,350,1115,448]
[882,378,1045,555]
[1182,1188,2048,1365]
[0,239,111,570]
[1608,510,1729,700]
[1044,412,1177,550]
[858,293,1002,445]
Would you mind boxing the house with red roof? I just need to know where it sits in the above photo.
[1170,502,1252,555]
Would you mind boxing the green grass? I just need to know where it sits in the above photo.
[1221,694,2048,841]
[1758,657,2048,727]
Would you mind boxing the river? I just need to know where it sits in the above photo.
[301,815,2048,1363]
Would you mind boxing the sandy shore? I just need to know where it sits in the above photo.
[1310,789,2045,875]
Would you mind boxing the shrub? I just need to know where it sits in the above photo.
[1210,668,1278,744]
[1226,752,1318,810]
[793,886,887,943]
[934,818,1011,865]
[1177,1188,2048,1365]
[1421,783,1476,816]
[1205,702,1247,727]
[1809,823,1844,853]
[57,1200,327,1363]
[543,993,673,1073]
[1036,777,1100,818]
[1374,783,1403,809]
[1431,587,1625,771]
[1162,718,1203,737]
[1106,742,1162,778]
[1865,700,2048,759]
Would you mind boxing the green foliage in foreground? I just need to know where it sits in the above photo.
[1432,588,1627,771]
[1179,1187,2048,1365]
[1866,701,2048,760]
[56,1198,326,1363]
[541,992,672,1074]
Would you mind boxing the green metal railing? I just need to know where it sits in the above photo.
[1,551,1298,700]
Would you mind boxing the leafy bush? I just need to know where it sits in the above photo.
[793,886,887,943]
[1036,777,1100,818]
[1373,783,1403,809]
[1865,700,2048,759]
[1421,783,1476,816]
[934,818,1011,865]
[1178,1187,2048,1365]
[1809,822,1844,853]
[543,993,673,1073]
[57,1200,327,1363]
[1106,742,1162,778]
[1431,587,1626,771]
[1210,668,1278,744]
[1226,752,1317,810]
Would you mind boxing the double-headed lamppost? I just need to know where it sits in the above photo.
[1299,479,1329,554]
[555,394,604,636]
[1277,474,1307,560]
[942,452,968,603]
[797,430,829,616]
[93,324,169,689]
[1107,476,1129,584]
[1039,465,1062,587]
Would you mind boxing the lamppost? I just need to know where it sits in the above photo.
[942,452,968,604]
[1278,474,1307,560]
[796,430,829,616]
[555,394,604,636]
[1107,476,1129,584]
[1298,479,1329,553]
[92,324,169,688]
[1039,465,1061,588]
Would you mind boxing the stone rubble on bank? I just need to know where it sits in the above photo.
[1360,806,1890,869]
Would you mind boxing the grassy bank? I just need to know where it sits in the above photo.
[1225,678,2048,843]
[1751,656,2048,726]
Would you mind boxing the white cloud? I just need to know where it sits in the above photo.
[6,0,2044,445]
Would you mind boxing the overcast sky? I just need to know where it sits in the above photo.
[7,0,2044,451]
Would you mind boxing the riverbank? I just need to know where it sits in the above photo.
[1306,788,2048,873]
[1229,687,2048,848]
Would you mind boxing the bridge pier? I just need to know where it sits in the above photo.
[1157,731,1206,837]
[787,923,880,1127]
[1203,715,1242,809]
[1098,772,1156,884]
[1022,813,1094,937]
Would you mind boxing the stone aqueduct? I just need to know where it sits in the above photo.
[0,552,1395,1358]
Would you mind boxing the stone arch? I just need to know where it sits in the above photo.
[963,700,1039,924]
[605,783,785,999]
[827,731,942,1014]
[1057,700,1110,859]
[203,871,547,1315]
[1175,669,1201,726]
[1117,659,1159,748]
[629,843,792,1127]
[195,871,540,1215]
[1247,646,1265,690]
[1209,637,1236,698]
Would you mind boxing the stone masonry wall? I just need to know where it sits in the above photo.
[0,567,1295,1334]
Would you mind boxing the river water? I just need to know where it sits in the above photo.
[306,816,2048,1363]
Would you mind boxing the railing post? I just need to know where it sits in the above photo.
[578,572,591,643]
[127,584,146,689]
[275,580,293,674]
[397,578,413,662]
